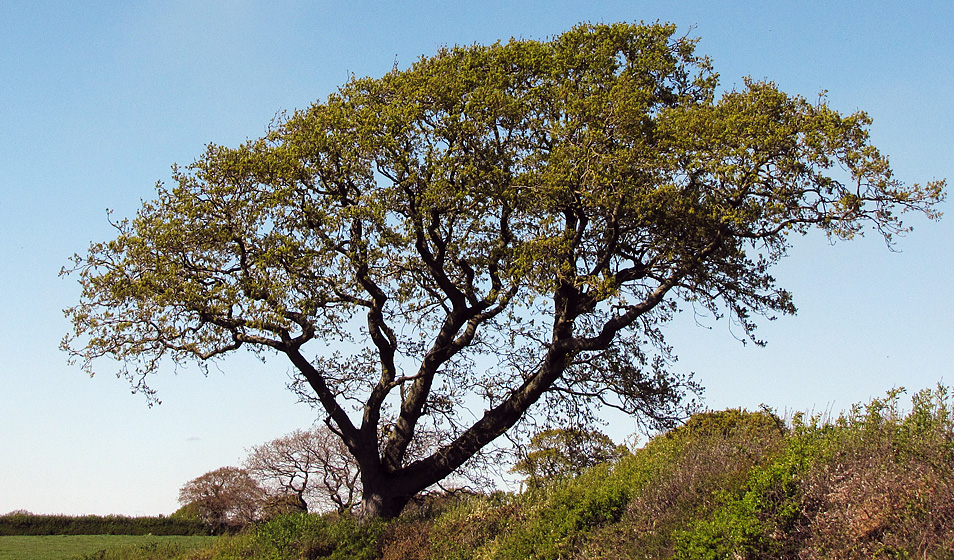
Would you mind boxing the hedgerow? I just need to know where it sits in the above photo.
[0,513,212,536]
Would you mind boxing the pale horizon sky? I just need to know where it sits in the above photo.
[1,0,952,516]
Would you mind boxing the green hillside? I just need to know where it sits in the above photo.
[184,385,954,560]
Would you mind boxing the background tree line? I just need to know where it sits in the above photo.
[174,424,623,531]
[173,426,358,532]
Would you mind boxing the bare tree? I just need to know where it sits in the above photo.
[245,427,360,514]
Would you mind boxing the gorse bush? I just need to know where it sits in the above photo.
[423,390,954,560]
[423,409,784,560]
[794,385,954,559]
[583,409,787,559]
[673,385,954,560]
[489,464,631,559]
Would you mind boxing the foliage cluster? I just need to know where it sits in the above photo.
[0,513,211,537]
[173,385,954,559]
[510,428,628,489]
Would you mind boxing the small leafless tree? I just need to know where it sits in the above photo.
[245,427,361,514]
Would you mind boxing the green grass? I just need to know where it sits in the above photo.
[0,534,217,560]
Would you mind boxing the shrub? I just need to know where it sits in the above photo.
[474,464,628,559]
[672,387,954,560]
[584,409,786,559]
[797,385,954,559]
[428,492,524,560]
[379,520,433,560]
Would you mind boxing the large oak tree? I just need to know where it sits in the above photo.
[63,23,944,518]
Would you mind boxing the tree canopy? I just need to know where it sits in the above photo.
[63,22,944,518]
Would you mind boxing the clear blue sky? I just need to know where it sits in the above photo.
[1,0,951,516]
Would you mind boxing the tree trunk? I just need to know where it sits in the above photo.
[358,476,416,520]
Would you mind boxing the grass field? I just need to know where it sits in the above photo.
[0,534,217,560]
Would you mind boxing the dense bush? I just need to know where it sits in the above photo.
[421,408,784,560]
[672,386,954,559]
[403,390,953,560]
[580,409,786,559]
[794,386,954,558]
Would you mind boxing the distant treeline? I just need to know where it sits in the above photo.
[0,512,214,536]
